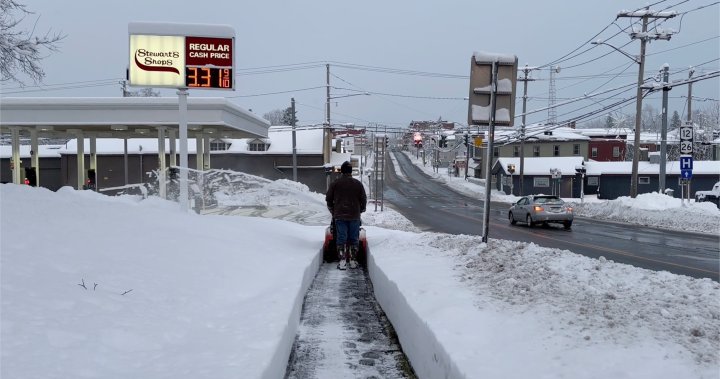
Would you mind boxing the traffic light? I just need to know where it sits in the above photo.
[575,163,586,175]
[84,169,96,190]
[468,51,518,127]
[24,167,37,187]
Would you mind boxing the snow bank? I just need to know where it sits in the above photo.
[368,228,719,379]
[569,192,720,234]
[0,184,321,379]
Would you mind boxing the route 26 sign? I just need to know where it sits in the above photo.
[679,124,693,155]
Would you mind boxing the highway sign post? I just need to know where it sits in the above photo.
[678,122,694,204]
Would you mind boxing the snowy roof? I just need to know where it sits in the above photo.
[586,160,720,176]
[58,138,197,155]
[0,144,64,158]
[495,157,720,176]
[574,128,631,138]
[495,157,585,175]
[223,126,323,154]
[493,125,590,143]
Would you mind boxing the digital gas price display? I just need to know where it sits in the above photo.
[185,67,233,89]
[129,31,235,90]
[184,37,233,89]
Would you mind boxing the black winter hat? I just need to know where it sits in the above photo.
[340,161,352,174]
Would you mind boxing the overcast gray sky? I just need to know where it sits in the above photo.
[3,0,719,129]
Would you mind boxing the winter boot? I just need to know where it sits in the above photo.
[348,245,359,269]
[336,246,347,270]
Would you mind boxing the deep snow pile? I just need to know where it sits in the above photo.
[208,170,419,232]
[568,193,720,234]
[453,236,719,365]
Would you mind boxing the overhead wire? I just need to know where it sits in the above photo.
[534,0,663,69]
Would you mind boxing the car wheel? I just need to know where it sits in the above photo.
[509,212,517,225]
[563,221,572,230]
[526,215,534,227]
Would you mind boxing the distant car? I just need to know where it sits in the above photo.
[509,195,574,229]
[695,181,720,208]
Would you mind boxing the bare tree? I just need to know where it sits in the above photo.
[127,87,160,97]
[0,0,65,84]
[263,109,284,125]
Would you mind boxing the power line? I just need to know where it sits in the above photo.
[535,0,666,69]
[227,86,325,98]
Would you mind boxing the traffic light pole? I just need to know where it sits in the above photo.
[659,65,669,192]
[291,97,297,182]
[481,60,499,243]
[518,65,535,196]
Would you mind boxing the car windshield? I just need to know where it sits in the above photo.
[534,196,563,205]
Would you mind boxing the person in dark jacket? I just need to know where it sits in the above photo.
[326,161,367,269]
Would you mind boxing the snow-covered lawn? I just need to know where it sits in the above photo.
[1,172,718,379]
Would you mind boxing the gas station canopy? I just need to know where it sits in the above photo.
[0,97,269,139]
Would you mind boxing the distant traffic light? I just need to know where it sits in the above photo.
[84,169,96,190]
[24,167,37,187]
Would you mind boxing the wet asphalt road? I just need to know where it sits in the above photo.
[384,151,719,281]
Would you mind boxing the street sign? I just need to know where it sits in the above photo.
[679,126,693,141]
[679,156,693,170]
[679,125,693,155]
[681,170,692,179]
[680,141,693,155]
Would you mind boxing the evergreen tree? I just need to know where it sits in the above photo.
[670,111,681,129]
[605,114,614,129]
[281,107,297,125]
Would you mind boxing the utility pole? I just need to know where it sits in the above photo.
[517,65,535,196]
[324,64,331,191]
[291,97,297,182]
[687,68,694,123]
[120,80,128,97]
[617,7,675,198]
[324,64,331,168]
[659,65,670,192]
[685,67,694,201]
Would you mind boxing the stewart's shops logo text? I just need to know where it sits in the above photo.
[134,49,181,74]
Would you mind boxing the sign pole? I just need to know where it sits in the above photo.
[177,88,189,212]
[481,60,498,243]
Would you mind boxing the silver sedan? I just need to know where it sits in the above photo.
[509,195,573,229]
